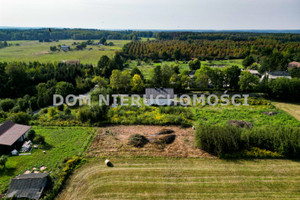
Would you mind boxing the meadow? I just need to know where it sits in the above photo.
[126,59,243,79]
[57,158,300,200]
[0,40,129,65]
[0,126,95,194]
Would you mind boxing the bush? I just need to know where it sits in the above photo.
[195,125,243,156]
[242,126,300,158]
[27,129,36,141]
[128,134,149,148]
[8,112,31,125]
[34,135,46,145]
[0,99,15,112]
[0,155,8,168]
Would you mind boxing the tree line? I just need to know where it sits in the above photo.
[0,29,154,41]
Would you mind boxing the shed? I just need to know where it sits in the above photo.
[5,173,49,200]
[145,88,174,106]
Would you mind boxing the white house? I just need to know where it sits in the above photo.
[145,88,174,106]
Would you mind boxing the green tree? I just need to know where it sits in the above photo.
[56,82,74,97]
[238,71,260,91]
[161,64,174,87]
[224,66,241,89]
[151,65,162,87]
[120,71,131,92]
[97,55,112,78]
[290,67,300,78]
[131,74,144,93]
[188,59,201,70]
[130,67,144,80]
[242,56,255,68]
[110,70,122,91]
[99,37,106,45]
[27,129,36,141]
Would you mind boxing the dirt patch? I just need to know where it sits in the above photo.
[87,125,213,158]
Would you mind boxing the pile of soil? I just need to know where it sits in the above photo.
[262,111,278,116]
[228,120,253,128]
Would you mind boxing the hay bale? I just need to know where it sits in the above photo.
[105,159,114,167]
[128,134,149,148]
[228,120,253,128]
[157,129,174,135]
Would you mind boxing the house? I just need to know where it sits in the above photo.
[60,45,70,51]
[145,88,174,106]
[5,173,49,200]
[0,120,31,148]
[288,61,300,69]
[243,69,261,78]
[261,71,292,80]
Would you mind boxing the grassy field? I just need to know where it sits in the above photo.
[57,158,300,200]
[273,102,300,121]
[194,104,300,127]
[0,40,129,65]
[126,59,244,79]
[0,126,95,193]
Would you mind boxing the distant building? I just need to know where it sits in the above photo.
[5,173,49,200]
[243,69,261,78]
[61,45,70,51]
[288,61,300,69]
[261,71,292,80]
[61,60,80,65]
[0,120,31,148]
[145,88,174,106]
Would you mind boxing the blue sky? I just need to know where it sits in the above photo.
[1,0,300,29]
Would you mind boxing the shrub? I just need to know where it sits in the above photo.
[242,126,300,158]
[34,135,46,145]
[195,125,243,156]
[0,99,15,112]
[128,134,149,148]
[27,129,36,141]
[8,112,31,125]
[0,155,8,168]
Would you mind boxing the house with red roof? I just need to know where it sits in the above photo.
[0,120,31,149]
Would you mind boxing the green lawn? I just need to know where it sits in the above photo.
[57,158,300,200]
[0,40,129,65]
[194,104,300,127]
[0,126,95,193]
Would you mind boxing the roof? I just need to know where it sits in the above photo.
[288,61,300,68]
[6,173,49,200]
[0,120,31,146]
[146,88,174,99]
[262,71,291,80]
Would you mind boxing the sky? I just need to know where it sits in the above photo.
[1,0,300,30]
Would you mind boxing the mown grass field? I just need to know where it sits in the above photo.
[0,40,129,65]
[0,126,95,193]
[57,158,300,200]
[273,102,300,121]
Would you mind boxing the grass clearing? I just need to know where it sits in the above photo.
[57,158,300,200]
[0,40,129,65]
[0,126,95,193]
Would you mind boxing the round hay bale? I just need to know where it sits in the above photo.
[157,129,174,135]
[228,120,253,128]
[128,134,149,148]
[105,159,114,167]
